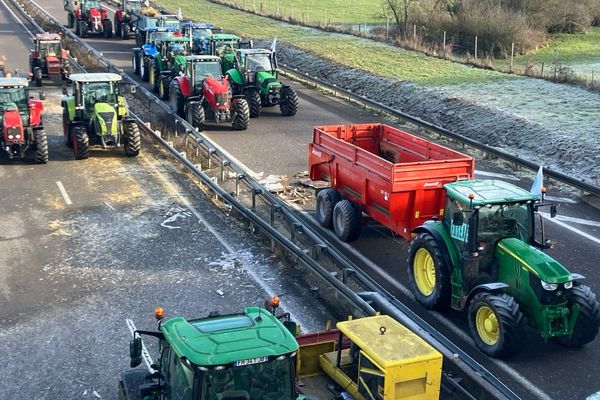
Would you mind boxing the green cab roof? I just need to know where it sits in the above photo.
[444,179,539,206]
[68,73,122,83]
[162,36,190,43]
[211,33,240,40]
[161,307,298,367]
[0,77,29,88]
[185,55,220,62]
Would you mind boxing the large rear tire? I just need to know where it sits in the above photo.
[169,79,184,116]
[114,15,121,37]
[72,125,89,160]
[149,63,157,91]
[468,292,524,358]
[186,101,205,130]
[132,52,140,75]
[122,24,130,40]
[553,285,600,347]
[123,121,141,157]
[140,57,149,82]
[103,19,113,38]
[63,109,72,147]
[67,13,74,28]
[332,200,362,242]
[246,89,261,118]
[78,20,88,38]
[117,381,126,400]
[33,67,43,87]
[34,128,48,164]
[231,98,250,130]
[407,232,452,310]
[316,188,341,228]
[158,76,169,100]
[280,85,299,116]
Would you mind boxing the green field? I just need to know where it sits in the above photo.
[215,0,384,25]
[159,0,507,86]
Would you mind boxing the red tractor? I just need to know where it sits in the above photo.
[29,33,71,87]
[0,78,47,163]
[169,55,249,131]
[64,0,113,38]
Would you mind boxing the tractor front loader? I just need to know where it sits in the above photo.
[61,73,140,159]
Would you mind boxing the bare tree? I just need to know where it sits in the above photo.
[381,0,419,37]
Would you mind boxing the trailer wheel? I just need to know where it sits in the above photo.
[407,233,451,310]
[114,15,121,37]
[123,121,140,157]
[34,128,48,164]
[316,188,341,228]
[332,200,362,242]
[158,77,169,100]
[186,101,205,130]
[279,85,298,116]
[103,19,113,38]
[553,285,600,347]
[72,125,89,160]
[246,89,261,118]
[169,79,184,116]
[132,52,140,75]
[33,67,43,87]
[122,24,130,40]
[231,98,250,130]
[468,292,524,357]
[140,57,149,82]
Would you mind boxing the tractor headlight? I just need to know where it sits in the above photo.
[564,281,573,289]
[541,281,558,291]
[8,134,13,139]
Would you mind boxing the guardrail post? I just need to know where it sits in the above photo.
[290,222,302,243]
[208,149,216,169]
[270,204,281,226]
[311,243,328,261]
[251,188,261,211]
[221,160,230,182]
[342,268,356,284]
[235,173,245,196]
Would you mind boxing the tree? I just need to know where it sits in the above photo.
[381,0,419,38]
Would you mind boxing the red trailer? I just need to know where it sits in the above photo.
[309,123,474,241]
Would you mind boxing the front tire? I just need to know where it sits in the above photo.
[158,77,169,100]
[114,15,121,37]
[122,24,130,40]
[246,89,261,118]
[67,13,74,28]
[280,85,299,116]
[407,232,451,310]
[63,109,72,147]
[103,19,113,38]
[140,57,149,82]
[468,292,524,357]
[332,200,362,242]
[231,98,250,130]
[553,285,600,347]
[316,188,341,228]
[132,52,140,75]
[34,128,48,164]
[186,101,205,130]
[149,64,157,91]
[72,125,89,160]
[123,121,140,157]
[33,67,43,87]
[78,20,88,38]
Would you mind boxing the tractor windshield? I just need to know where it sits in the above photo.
[477,203,532,246]
[39,41,62,57]
[245,54,272,72]
[82,82,117,111]
[193,28,212,40]
[193,62,222,79]
[84,0,101,11]
[199,357,295,400]
[0,88,28,112]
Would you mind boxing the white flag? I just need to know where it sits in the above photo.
[530,165,544,198]
[270,37,277,53]
[177,7,183,20]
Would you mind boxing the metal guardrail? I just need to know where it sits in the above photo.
[12,0,525,399]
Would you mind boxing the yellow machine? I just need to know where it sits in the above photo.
[297,315,442,400]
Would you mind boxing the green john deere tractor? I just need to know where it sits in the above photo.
[149,36,190,98]
[208,33,252,71]
[62,73,140,159]
[408,179,600,357]
[224,48,298,118]
[119,306,299,400]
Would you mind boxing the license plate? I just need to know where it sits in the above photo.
[233,356,268,367]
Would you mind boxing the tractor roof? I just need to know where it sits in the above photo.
[36,33,61,41]
[0,77,29,88]
[183,21,213,29]
[161,307,298,366]
[185,55,220,62]
[161,36,190,43]
[211,33,240,40]
[146,26,178,32]
[444,179,539,206]
[238,48,271,55]
[68,73,122,83]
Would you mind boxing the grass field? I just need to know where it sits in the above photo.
[158,0,507,86]
[216,0,385,25]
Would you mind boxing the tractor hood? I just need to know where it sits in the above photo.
[496,238,571,283]
[2,106,24,142]
[203,75,228,96]
[256,70,280,91]
[94,103,117,136]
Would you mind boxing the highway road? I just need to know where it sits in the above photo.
[4,0,600,398]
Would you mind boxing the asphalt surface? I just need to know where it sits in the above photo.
[4,0,600,399]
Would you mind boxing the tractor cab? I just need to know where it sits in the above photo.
[145,27,178,46]
[209,33,252,72]
[185,55,223,93]
[156,14,182,31]
[182,22,214,54]
[81,0,101,13]
[237,48,276,78]
[34,34,63,59]
[121,0,141,13]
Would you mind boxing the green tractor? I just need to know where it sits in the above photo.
[148,36,190,98]
[61,73,140,159]
[408,179,600,357]
[208,33,252,71]
[224,48,298,118]
[120,305,299,400]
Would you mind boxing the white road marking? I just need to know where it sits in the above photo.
[101,1,116,12]
[0,0,35,38]
[543,212,600,245]
[553,214,600,228]
[125,318,155,372]
[475,169,520,181]
[544,195,578,204]
[56,181,73,205]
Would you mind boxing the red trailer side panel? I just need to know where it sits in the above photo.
[309,124,474,239]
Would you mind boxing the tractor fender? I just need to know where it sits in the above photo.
[28,100,44,127]
[141,44,158,57]
[463,282,510,310]
[413,225,456,271]
[173,75,191,97]
[225,69,244,86]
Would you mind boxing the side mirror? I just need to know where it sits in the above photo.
[130,336,143,367]
[283,321,298,336]
[452,212,464,226]
[39,91,46,100]
[62,86,68,95]
[550,204,557,218]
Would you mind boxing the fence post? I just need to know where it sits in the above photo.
[510,42,514,72]
[474,36,478,59]
[443,30,446,50]
[553,49,558,80]
[541,62,544,77]
[413,24,416,42]
[386,17,389,39]
[592,69,595,86]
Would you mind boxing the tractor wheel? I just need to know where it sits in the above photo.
[103,19,113,38]
[114,15,121,37]
[332,200,362,242]
[316,188,341,228]
[72,125,89,160]
[246,89,261,118]
[140,57,150,82]
[123,121,141,157]
[67,13,74,29]
[79,20,88,38]
[186,101,205,130]
[117,381,126,400]
[407,233,452,310]
[169,79,184,116]
[122,24,130,40]
[553,285,600,347]
[158,77,169,100]
[33,67,43,87]
[63,109,72,147]
[149,64,157,91]
[468,292,524,357]
[231,98,250,130]
[132,52,140,75]
[34,128,48,164]
[280,85,299,116]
